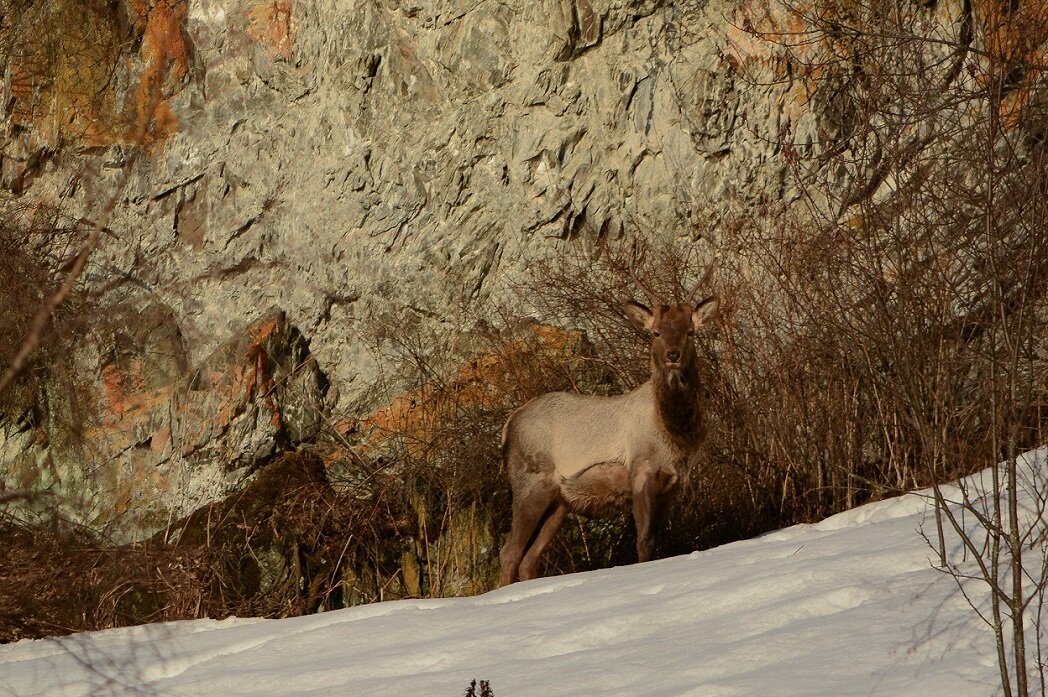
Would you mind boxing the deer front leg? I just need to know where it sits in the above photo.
[631,466,679,564]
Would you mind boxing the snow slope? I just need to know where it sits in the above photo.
[3,448,1046,697]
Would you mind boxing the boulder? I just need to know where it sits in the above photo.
[0,306,329,542]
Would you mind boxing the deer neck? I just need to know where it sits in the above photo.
[652,358,703,454]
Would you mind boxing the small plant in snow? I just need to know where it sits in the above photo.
[463,678,494,697]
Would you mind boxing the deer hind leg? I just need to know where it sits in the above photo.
[518,502,568,581]
[499,481,558,586]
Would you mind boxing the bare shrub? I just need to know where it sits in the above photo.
[163,452,345,617]
[0,513,210,641]
[0,205,93,419]
[724,3,1048,693]
[0,451,387,640]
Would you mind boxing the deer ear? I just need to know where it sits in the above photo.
[692,296,719,329]
[623,300,654,331]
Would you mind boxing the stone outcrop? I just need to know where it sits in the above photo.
[165,451,342,616]
[0,307,328,540]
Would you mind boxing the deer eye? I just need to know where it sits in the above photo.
[652,330,661,337]
[687,330,695,337]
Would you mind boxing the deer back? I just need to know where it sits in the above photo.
[502,382,678,479]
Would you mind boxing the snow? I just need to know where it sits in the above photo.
[3,448,1046,697]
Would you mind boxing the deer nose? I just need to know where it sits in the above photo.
[666,350,681,363]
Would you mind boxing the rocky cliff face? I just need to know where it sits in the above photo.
[5,0,837,388]
[1,0,1026,539]
[0,308,328,535]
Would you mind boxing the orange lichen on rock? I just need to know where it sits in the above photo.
[127,0,191,148]
[975,0,1048,66]
[724,0,1048,131]
[249,316,283,345]
[89,366,175,455]
[722,1,814,64]
[5,0,122,144]
[5,0,190,150]
[98,357,169,425]
[247,0,296,62]
[101,364,128,420]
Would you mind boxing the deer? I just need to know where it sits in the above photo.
[498,257,719,585]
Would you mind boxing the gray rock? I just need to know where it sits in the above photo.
[0,307,329,541]
[1,0,999,538]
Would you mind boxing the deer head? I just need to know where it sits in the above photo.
[622,257,719,379]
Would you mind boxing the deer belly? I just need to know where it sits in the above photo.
[559,462,632,517]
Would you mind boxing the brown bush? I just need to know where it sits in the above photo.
[0,451,390,641]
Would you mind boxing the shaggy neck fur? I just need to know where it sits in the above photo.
[652,356,704,454]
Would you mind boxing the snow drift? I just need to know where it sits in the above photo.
[3,448,1046,697]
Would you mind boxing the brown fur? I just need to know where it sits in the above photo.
[654,360,704,453]
[561,463,632,517]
